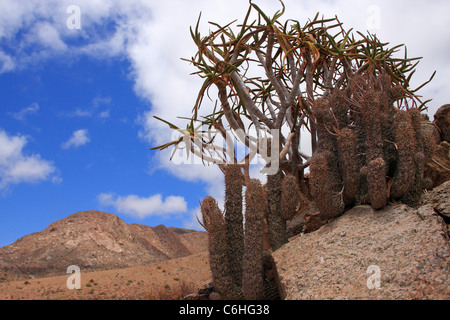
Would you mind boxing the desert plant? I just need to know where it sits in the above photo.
[200,196,236,299]
[254,170,305,256]
[336,127,360,206]
[200,177,273,300]
[365,157,388,210]
[400,108,432,206]
[390,110,417,199]
[306,68,437,217]
[153,0,436,297]
[309,151,344,223]
[152,1,433,187]
[223,165,244,296]
[278,173,304,238]
[307,71,432,216]
[280,174,302,222]
[242,179,266,300]
[265,169,286,251]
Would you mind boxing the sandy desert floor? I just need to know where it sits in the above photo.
[0,252,211,300]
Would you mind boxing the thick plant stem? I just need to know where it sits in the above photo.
[265,169,287,251]
[224,165,244,298]
[200,197,235,299]
[243,179,266,300]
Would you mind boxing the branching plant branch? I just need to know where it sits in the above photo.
[152,0,434,192]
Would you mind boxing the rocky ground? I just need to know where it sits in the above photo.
[273,182,450,300]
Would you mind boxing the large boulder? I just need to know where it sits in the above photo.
[423,180,450,220]
[434,104,450,143]
[422,106,450,189]
[424,141,450,190]
[273,182,450,300]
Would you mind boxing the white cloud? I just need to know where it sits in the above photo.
[0,129,58,190]
[183,207,205,231]
[68,108,93,118]
[11,102,39,121]
[34,22,67,51]
[99,110,110,119]
[1,0,447,114]
[131,0,448,126]
[1,0,449,207]
[60,96,112,119]
[93,96,111,119]
[0,51,14,73]
[128,0,450,203]
[98,192,188,219]
[0,0,152,70]
[92,96,111,108]
[61,129,90,149]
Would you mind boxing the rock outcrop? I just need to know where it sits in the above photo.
[434,104,450,143]
[423,181,450,221]
[424,104,450,189]
[273,182,450,300]
[425,141,450,190]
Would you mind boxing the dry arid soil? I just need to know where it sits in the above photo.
[0,252,211,300]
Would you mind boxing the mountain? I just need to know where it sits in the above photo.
[0,211,207,280]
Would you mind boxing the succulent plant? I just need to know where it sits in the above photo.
[200,196,235,298]
[158,0,437,299]
[242,179,266,300]
[265,169,286,251]
[223,165,244,295]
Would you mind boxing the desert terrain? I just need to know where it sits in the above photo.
[0,210,210,300]
[0,252,210,300]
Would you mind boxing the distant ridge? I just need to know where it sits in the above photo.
[0,211,207,280]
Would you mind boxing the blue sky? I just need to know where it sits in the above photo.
[0,0,449,247]
[0,55,207,246]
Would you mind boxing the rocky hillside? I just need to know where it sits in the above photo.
[0,211,207,280]
[273,181,450,300]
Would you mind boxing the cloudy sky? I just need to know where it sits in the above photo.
[0,0,448,246]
